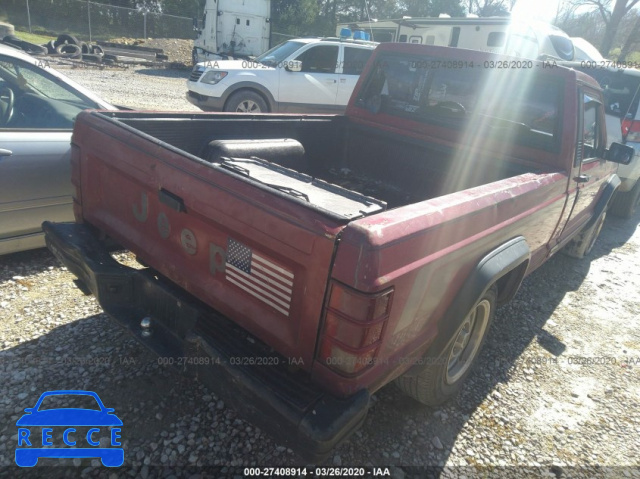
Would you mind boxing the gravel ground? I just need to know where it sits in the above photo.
[1,67,640,478]
[58,63,200,112]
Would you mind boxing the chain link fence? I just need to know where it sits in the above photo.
[0,0,194,41]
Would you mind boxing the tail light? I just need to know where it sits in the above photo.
[622,118,640,142]
[317,282,393,375]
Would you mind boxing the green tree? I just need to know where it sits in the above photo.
[572,0,640,56]
[401,0,465,17]
[617,13,640,60]
[469,0,512,16]
[271,0,320,35]
[156,0,204,17]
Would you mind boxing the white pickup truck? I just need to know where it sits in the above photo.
[187,37,377,113]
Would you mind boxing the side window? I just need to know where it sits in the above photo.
[342,47,373,75]
[449,27,461,47]
[0,54,98,129]
[582,92,603,160]
[295,46,339,74]
[487,32,506,47]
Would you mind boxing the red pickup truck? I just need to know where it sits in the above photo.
[43,44,633,459]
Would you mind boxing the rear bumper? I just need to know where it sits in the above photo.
[42,222,369,461]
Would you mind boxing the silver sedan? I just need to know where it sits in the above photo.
[0,43,114,255]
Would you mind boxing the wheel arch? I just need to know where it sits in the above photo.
[586,173,620,229]
[222,82,276,112]
[429,236,531,357]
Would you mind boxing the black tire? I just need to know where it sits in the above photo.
[395,286,497,406]
[2,34,20,45]
[45,40,57,54]
[82,53,102,63]
[90,44,104,55]
[609,181,640,219]
[2,35,47,54]
[55,43,81,58]
[563,208,607,258]
[23,42,47,55]
[54,34,79,47]
[80,42,90,54]
[224,90,269,113]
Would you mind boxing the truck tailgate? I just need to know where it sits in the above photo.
[72,112,346,368]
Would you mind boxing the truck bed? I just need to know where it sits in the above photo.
[73,110,558,380]
[110,112,545,211]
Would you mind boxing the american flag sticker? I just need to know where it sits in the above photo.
[225,238,294,316]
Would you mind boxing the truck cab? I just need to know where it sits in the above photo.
[561,62,640,218]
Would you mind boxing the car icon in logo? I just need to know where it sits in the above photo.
[15,390,123,467]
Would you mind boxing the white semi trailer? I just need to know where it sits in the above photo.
[193,0,271,63]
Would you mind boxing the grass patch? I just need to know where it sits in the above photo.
[13,31,55,45]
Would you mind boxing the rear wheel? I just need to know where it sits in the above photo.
[395,286,497,406]
[609,181,640,219]
[224,90,268,113]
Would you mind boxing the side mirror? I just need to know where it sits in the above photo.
[285,60,302,72]
[605,142,635,165]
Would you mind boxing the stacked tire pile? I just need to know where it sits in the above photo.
[1,33,104,63]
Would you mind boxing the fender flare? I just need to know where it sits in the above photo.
[584,173,620,230]
[427,236,531,358]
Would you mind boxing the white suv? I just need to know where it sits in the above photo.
[186,37,377,113]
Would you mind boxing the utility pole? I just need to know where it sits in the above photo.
[26,0,32,33]
[88,0,92,42]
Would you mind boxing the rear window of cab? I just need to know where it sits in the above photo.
[356,54,564,152]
